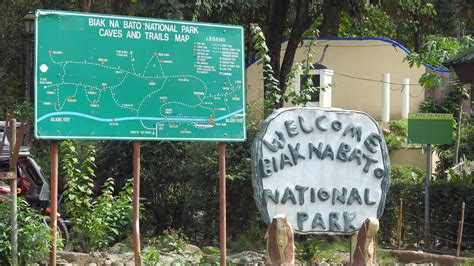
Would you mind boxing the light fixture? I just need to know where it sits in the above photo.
[23,12,35,34]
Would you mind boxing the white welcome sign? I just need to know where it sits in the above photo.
[251,108,390,234]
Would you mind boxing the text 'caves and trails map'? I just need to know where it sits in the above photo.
[35,10,245,142]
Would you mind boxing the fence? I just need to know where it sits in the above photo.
[379,180,474,257]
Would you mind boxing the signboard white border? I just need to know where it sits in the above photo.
[34,10,246,142]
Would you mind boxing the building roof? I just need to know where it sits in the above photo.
[247,37,452,73]
[444,46,474,66]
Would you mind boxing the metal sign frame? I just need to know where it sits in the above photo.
[34,10,246,142]
[408,113,453,145]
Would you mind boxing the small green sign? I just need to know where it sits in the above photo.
[408,113,453,144]
[34,10,245,142]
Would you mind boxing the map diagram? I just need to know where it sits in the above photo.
[35,10,245,141]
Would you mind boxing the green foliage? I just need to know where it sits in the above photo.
[141,247,161,266]
[379,179,474,248]
[376,248,400,264]
[200,246,220,265]
[154,228,187,253]
[0,197,52,264]
[391,165,424,181]
[406,36,473,69]
[0,0,41,111]
[250,24,281,112]
[6,101,33,126]
[296,238,349,264]
[60,140,133,252]
[418,84,471,178]
[406,36,473,90]
[228,218,266,252]
[383,119,408,153]
[285,35,330,107]
[339,4,396,38]
[460,126,474,162]
[129,0,187,20]
[96,125,262,247]
[418,90,459,154]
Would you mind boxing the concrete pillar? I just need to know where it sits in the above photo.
[402,78,410,119]
[319,69,334,108]
[382,73,390,122]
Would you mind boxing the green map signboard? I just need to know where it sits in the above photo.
[408,113,453,144]
[34,10,245,141]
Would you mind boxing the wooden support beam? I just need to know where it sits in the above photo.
[266,214,295,265]
[456,202,465,257]
[49,141,59,266]
[9,118,18,265]
[133,141,141,266]
[218,142,227,266]
[351,217,379,265]
[9,123,26,168]
[0,172,16,180]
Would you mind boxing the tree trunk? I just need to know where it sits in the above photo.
[111,0,131,15]
[453,96,463,165]
[265,0,290,84]
[41,0,69,10]
[78,0,93,12]
[278,0,319,107]
[319,0,344,37]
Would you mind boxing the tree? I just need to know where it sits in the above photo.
[262,0,370,108]
[406,36,474,172]
[78,0,92,12]
[0,0,41,115]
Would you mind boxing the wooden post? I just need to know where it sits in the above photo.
[424,144,432,248]
[133,141,141,266]
[397,198,403,249]
[456,202,465,257]
[351,217,380,265]
[266,214,294,264]
[0,114,10,154]
[218,143,226,266]
[9,118,18,265]
[49,141,58,266]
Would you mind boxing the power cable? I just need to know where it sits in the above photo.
[334,72,422,86]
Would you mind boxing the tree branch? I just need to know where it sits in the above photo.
[278,0,321,107]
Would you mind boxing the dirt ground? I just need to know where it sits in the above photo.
[47,248,472,265]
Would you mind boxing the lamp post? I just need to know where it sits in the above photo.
[22,12,35,102]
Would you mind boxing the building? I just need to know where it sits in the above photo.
[246,37,450,170]
[246,37,450,121]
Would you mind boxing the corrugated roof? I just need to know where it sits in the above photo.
[444,46,474,66]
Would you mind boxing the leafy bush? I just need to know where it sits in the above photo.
[383,119,407,153]
[376,248,400,264]
[228,218,266,252]
[60,140,133,252]
[141,247,160,266]
[460,125,474,161]
[0,197,52,264]
[391,165,424,181]
[379,179,474,248]
[296,238,349,264]
[148,228,187,253]
[200,246,220,265]
[95,121,263,246]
